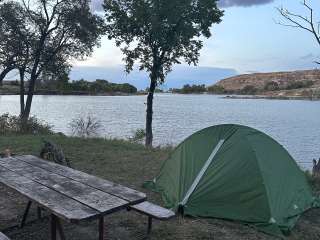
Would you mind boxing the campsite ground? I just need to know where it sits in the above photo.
[0,134,320,240]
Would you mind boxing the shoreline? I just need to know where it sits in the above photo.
[223,94,320,101]
[1,91,320,101]
[0,91,147,96]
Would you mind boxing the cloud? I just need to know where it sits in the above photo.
[218,0,274,8]
[300,53,314,60]
[91,0,275,12]
[299,53,320,61]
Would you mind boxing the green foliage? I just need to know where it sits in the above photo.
[104,0,223,146]
[129,128,146,143]
[61,79,137,94]
[68,115,102,138]
[0,0,106,121]
[207,85,226,94]
[24,0,106,62]
[181,84,206,94]
[264,81,280,91]
[285,80,314,90]
[0,1,28,80]
[240,85,259,95]
[305,171,320,193]
[56,72,71,91]
[312,89,320,98]
[0,113,52,135]
[103,0,223,83]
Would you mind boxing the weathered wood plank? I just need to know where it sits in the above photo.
[0,166,99,223]
[0,232,10,240]
[130,202,175,220]
[0,158,128,214]
[15,155,146,204]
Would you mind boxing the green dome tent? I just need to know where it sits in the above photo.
[145,124,318,237]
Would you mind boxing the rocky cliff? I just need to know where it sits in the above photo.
[215,69,320,91]
[213,69,320,98]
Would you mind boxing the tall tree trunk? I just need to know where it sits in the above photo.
[0,67,14,86]
[19,69,25,116]
[21,35,45,124]
[21,75,36,124]
[145,74,157,147]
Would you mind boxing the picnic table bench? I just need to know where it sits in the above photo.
[0,232,10,240]
[129,201,175,234]
[0,155,146,240]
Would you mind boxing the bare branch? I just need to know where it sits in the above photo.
[276,1,320,47]
[276,7,313,33]
[42,0,50,23]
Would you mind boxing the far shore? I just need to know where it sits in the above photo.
[0,90,147,96]
[222,94,320,101]
[1,90,320,101]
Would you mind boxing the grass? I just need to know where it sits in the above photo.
[0,134,320,240]
[0,134,170,194]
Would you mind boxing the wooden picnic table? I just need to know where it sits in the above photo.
[0,155,146,240]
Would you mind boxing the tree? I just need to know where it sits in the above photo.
[36,53,71,90]
[264,81,279,91]
[103,0,223,146]
[18,0,105,123]
[180,84,206,94]
[240,85,258,95]
[277,1,320,63]
[0,2,27,85]
[207,85,226,94]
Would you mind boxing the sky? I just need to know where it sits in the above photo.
[74,0,320,75]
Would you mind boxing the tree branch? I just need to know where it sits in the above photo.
[277,1,320,47]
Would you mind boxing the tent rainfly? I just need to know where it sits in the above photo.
[144,124,318,237]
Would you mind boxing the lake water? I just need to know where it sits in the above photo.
[0,94,319,169]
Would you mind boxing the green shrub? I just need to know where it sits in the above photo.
[264,81,279,91]
[68,115,102,138]
[180,84,206,94]
[305,171,320,193]
[0,113,53,134]
[312,89,320,99]
[129,128,146,143]
[240,85,259,95]
[207,85,226,94]
[285,80,314,90]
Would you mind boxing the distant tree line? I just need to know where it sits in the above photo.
[34,76,138,94]
[171,84,207,94]
[62,79,137,94]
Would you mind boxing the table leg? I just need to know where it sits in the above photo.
[20,201,32,228]
[51,214,57,240]
[99,216,104,240]
[147,216,153,235]
[57,218,66,240]
[37,206,42,219]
